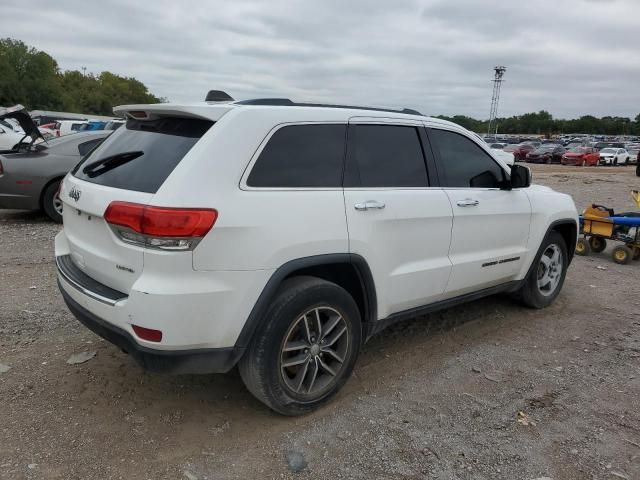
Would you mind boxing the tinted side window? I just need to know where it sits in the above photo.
[430,129,506,188]
[247,124,346,188]
[77,138,104,156]
[348,125,428,187]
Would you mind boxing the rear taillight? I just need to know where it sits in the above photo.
[104,201,217,251]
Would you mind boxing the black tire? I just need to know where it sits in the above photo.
[636,164,640,177]
[42,180,63,223]
[239,276,362,416]
[575,237,590,256]
[632,247,640,261]
[612,245,632,265]
[588,236,606,253]
[517,231,568,309]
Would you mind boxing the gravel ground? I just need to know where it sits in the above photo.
[1,164,639,480]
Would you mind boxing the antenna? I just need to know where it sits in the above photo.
[487,66,506,138]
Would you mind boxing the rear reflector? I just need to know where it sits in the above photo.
[132,324,163,342]
[104,201,217,250]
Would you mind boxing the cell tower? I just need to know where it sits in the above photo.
[487,66,506,138]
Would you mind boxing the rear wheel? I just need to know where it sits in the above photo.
[632,247,640,261]
[42,180,63,223]
[517,231,568,309]
[239,276,362,415]
[612,245,632,265]
[575,237,590,256]
[588,236,606,253]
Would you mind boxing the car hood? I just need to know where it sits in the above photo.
[0,105,43,142]
[564,152,585,157]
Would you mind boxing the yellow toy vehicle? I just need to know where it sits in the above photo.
[576,190,640,264]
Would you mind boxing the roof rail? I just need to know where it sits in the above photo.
[235,98,423,116]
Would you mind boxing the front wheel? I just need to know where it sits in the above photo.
[239,276,362,415]
[575,237,590,256]
[42,181,63,223]
[517,231,568,309]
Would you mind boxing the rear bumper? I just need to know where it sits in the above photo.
[59,281,245,374]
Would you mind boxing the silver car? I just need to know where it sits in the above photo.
[0,130,109,222]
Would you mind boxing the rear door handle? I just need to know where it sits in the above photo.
[354,200,386,211]
[456,199,479,207]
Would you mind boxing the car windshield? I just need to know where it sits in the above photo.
[538,145,558,151]
[569,147,587,153]
[600,148,615,153]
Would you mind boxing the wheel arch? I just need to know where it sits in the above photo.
[38,175,64,210]
[235,254,377,349]
[551,219,578,265]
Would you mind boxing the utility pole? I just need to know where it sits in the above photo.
[487,66,506,139]
[82,66,87,77]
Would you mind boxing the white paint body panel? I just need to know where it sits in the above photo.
[54,101,578,353]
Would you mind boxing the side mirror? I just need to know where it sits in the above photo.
[510,164,531,189]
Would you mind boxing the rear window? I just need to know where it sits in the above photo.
[72,117,213,193]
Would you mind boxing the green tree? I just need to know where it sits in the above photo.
[0,37,161,115]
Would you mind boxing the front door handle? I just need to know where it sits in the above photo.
[456,199,479,207]
[354,200,386,211]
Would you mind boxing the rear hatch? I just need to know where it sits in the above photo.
[61,115,215,294]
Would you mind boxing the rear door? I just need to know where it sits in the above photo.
[427,127,531,298]
[61,116,214,293]
[343,120,453,318]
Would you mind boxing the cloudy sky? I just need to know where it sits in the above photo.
[2,0,639,119]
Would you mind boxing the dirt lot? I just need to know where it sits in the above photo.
[1,165,639,480]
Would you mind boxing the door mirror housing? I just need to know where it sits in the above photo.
[509,164,531,189]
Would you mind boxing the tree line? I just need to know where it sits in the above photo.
[0,38,161,116]
[436,110,640,137]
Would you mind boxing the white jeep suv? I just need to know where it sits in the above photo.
[55,94,578,415]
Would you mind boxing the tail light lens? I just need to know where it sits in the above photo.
[104,201,217,251]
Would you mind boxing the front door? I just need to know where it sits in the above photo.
[428,127,531,298]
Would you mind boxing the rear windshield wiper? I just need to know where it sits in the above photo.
[82,151,144,178]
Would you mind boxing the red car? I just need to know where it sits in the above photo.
[504,143,536,161]
[561,147,600,166]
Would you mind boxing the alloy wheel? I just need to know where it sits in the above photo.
[537,244,563,296]
[279,306,350,397]
[53,192,63,215]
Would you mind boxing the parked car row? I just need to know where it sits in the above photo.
[492,140,635,166]
[39,119,125,137]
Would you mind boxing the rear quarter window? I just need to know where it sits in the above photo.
[247,124,346,188]
[72,117,213,193]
